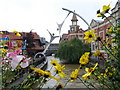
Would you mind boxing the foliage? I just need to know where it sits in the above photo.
[55,38,90,63]
[0,34,31,88]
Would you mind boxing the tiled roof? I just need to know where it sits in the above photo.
[1,32,22,39]
[0,31,40,39]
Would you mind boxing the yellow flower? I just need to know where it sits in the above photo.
[58,71,67,78]
[94,72,97,76]
[101,73,103,76]
[12,30,19,33]
[44,71,60,82]
[95,36,101,41]
[101,4,111,13]
[79,52,90,65]
[0,48,7,53]
[16,33,21,37]
[84,52,90,57]
[85,68,93,73]
[84,30,96,43]
[82,72,91,80]
[79,56,89,65]
[86,63,98,73]
[0,31,4,34]
[54,64,65,72]
[82,63,98,80]
[105,41,111,48]
[112,52,115,54]
[112,68,116,72]
[50,59,59,66]
[98,75,101,79]
[30,67,60,81]
[54,64,67,78]
[108,27,113,32]
[97,14,102,17]
[112,39,116,42]
[117,28,120,31]
[30,67,44,76]
[109,72,112,76]
[105,68,108,73]
[93,50,101,56]
[70,68,79,82]
[12,30,21,37]
[104,73,107,77]
[16,65,21,69]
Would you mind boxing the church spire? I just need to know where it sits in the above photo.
[71,10,78,22]
[71,10,78,25]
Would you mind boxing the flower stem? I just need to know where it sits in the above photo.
[104,15,114,27]
[102,77,112,90]
[49,66,53,71]
[89,83,97,90]
[108,12,120,23]
[78,77,91,90]
[63,79,70,88]
[100,40,118,60]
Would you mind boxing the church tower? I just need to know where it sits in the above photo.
[67,10,84,41]
[70,10,80,32]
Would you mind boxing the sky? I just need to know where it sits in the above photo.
[0,0,118,43]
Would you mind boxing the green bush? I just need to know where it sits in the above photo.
[55,38,90,63]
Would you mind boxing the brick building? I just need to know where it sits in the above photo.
[111,0,120,25]
[0,31,45,57]
[60,0,119,58]
[60,11,85,42]
[89,17,112,57]
[90,0,120,58]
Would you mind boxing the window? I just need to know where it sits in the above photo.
[72,21,77,25]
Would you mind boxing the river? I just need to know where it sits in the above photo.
[42,56,88,88]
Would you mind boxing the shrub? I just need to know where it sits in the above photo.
[55,38,90,63]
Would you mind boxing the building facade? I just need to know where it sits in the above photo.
[0,31,45,57]
[60,11,85,42]
[90,0,120,58]
[111,0,120,25]
[60,0,119,59]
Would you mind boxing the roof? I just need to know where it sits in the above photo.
[0,31,40,40]
[71,10,78,21]
[0,31,43,50]
[95,20,103,23]
[27,47,44,50]
[90,19,103,27]
[111,0,120,11]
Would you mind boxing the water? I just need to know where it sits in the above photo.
[42,56,87,88]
